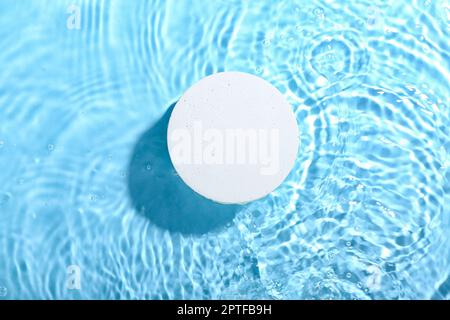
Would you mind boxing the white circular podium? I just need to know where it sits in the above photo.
[167,72,299,204]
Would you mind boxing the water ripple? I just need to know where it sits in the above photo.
[0,0,449,299]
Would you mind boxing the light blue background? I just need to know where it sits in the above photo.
[0,0,449,299]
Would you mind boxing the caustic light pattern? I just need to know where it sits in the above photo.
[0,0,449,300]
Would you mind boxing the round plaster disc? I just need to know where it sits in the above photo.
[167,72,299,204]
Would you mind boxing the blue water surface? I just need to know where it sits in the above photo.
[0,0,449,299]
